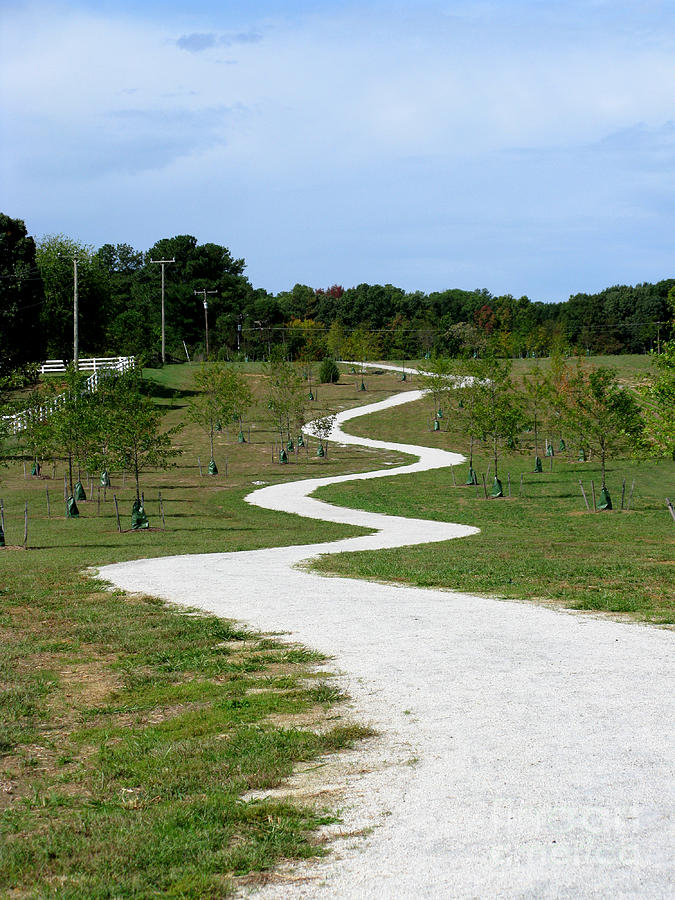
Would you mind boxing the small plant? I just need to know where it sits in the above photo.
[319,358,340,384]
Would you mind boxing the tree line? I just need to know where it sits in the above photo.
[1,212,673,377]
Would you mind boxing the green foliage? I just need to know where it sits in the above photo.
[462,354,524,478]
[47,366,100,494]
[318,358,340,384]
[0,214,46,374]
[640,290,675,460]
[35,234,108,360]
[265,359,305,443]
[187,363,253,457]
[563,365,644,487]
[101,369,183,499]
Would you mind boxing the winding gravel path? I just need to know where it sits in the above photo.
[99,386,674,899]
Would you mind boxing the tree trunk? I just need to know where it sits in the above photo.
[209,424,214,459]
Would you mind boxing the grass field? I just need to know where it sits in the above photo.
[2,356,671,895]
[0,364,412,898]
[311,386,675,624]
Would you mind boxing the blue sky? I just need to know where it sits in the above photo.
[2,0,675,300]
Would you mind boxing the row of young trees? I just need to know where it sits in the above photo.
[2,212,673,374]
[421,345,671,501]
[16,368,181,504]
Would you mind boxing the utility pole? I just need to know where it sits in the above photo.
[150,258,175,364]
[73,257,79,369]
[237,314,244,353]
[194,289,217,360]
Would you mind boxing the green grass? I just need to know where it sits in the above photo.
[1,364,418,897]
[310,394,675,624]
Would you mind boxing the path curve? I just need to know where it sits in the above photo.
[99,384,674,899]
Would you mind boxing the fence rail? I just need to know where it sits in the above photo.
[39,357,134,375]
[4,357,135,435]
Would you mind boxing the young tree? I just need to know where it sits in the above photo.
[419,356,453,421]
[346,327,381,383]
[48,367,100,497]
[104,370,183,501]
[641,340,675,460]
[640,292,675,460]
[266,359,305,447]
[469,354,524,491]
[307,412,337,457]
[522,364,551,466]
[187,363,252,465]
[565,366,643,493]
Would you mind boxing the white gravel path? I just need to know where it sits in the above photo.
[98,385,674,899]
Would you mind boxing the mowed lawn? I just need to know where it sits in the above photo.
[0,364,413,898]
[311,376,675,624]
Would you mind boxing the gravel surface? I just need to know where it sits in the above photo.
[99,386,674,899]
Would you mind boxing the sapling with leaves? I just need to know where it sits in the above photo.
[346,327,380,383]
[522,363,551,467]
[308,412,337,457]
[48,367,100,499]
[469,354,524,494]
[266,358,305,447]
[187,363,252,467]
[452,359,486,482]
[18,392,54,477]
[640,291,675,460]
[419,356,453,422]
[105,370,183,503]
[565,365,643,500]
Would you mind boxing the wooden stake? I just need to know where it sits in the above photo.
[97,486,101,516]
[666,498,675,524]
[620,478,626,510]
[591,480,597,512]
[23,502,28,548]
[52,460,56,479]
[23,461,26,479]
[46,488,51,518]
[159,491,166,529]
[0,498,4,532]
[579,480,590,511]
[481,473,488,499]
[225,457,229,477]
[451,467,456,486]
[113,495,121,533]
[486,462,491,479]
[198,457,203,477]
[627,479,635,511]
[507,472,511,497]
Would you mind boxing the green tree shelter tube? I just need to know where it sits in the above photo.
[131,498,149,530]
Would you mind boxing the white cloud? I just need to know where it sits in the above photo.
[2,1,675,296]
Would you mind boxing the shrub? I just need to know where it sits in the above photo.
[319,358,340,384]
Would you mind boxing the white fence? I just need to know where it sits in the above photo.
[39,356,134,375]
[4,357,135,435]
